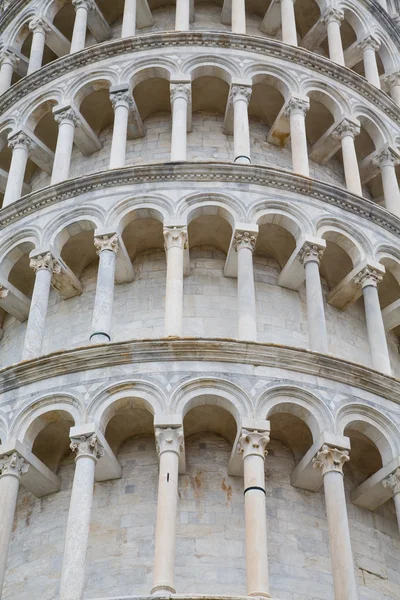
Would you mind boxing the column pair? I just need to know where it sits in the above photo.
[313,445,359,600]
[285,96,310,177]
[354,266,391,375]
[0,452,29,594]
[321,8,344,65]
[28,17,50,75]
[358,36,381,89]
[0,51,19,95]
[383,468,400,531]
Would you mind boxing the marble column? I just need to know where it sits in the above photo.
[298,242,328,353]
[3,131,33,207]
[238,428,271,597]
[90,234,119,344]
[0,51,19,95]
[372,148,400,218]
[109,88,133,169]
[22,252,60,361]
[170,83,191,162]
[234,230,257,341]
[385,72,400,106]
[0,452,29,596]
[232,0,246,33]
[354,266,391,375]
[151,427,184,595]
[313,445,358,600]
[322,8,344,65]
[280,0,297,46]
[28,18,50,75]
[52,108,80,185]
[122,0,137,37]
[59,434,103,600]
[285,96,310,177]
[332,118,362,196]
[230,85,252,164]
[359,36,381,88]
[71,0,94,53]
[383,468,400,532]
[175,0,190,31]
[164,227,187,338]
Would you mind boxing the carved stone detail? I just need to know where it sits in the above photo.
[8,130,34,152]
[298,242,325,265]
[72,0,96,10]
[29,17,51,35]
[321,7,344,24]
[238,429,270,459]
[284,96,310,117]
[54,107,81,127]
[70,433,104,459]
[0,50,19,68]
[383,468,400,496]
[313,444,350,476]
[332,118,361,140]
[170,83,191,104]
[372,147,400,168]
[94,233,119,255]
[234,230,257,252]
[0,451,29,479]
[229,85,252,104]
[0,284,9,299]
[155,427,184,456]
[353,266,383,289]
[110,89,133,110]
[358,35,380,52]
[30,252,61,274]
[163,227,188,251]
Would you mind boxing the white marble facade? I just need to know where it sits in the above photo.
[0,1,400,600]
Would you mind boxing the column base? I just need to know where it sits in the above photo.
[90,332,111,344]
[234,155,251,164]
[150,585,176,595]
[248,593,272,598]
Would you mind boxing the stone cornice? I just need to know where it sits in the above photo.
[2,162,400,239]
[0,32,398,126]
[1,338,400,403]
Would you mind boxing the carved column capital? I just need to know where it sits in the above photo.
[0,451,29,479]
[284,95,310,117]
[372,147,400,168]
[70,433,104,460]
[238,428,270,460]
[322,7,344,24]
[229,84,252,104]
[353,265,383,289]
[54,106,81,127]
[0,284,9,299]
[383,468,400,496]
[8,130,34,152]
[234,230,257,252]
[384,71,400,88]
[110,88,133,110]
[29,252,61,274]
[298,241,325,265]
[29,17,51,35]
[313,444,350,476]
[72,0,96,10]
[170,83,191,104]
[163,226,188,251]
[155,427,184,457]
[358,35,380,53]
[94,233,119,255]
[0,50,19,69]
[332,117,361,140]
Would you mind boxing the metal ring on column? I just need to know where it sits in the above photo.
[244,485,266,494]
[89,331,111,341]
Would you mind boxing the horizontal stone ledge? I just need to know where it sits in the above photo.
[1,161,399,239]
[1,337,399,403]
[90,596,283,600]
[0,31,398,125]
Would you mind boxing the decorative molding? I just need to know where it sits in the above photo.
[2,162,400,240]
[70,433,104,460]
[313,444,350,476]
[155,427,184,457]
[238,429,270,459]
[94,233,119,255]
[0,451,29,479]
[0,33,398,126]
[383,467,400,495]
[1,338,400,402]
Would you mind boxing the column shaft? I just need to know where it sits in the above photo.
[235,231,257,341]
[326,19,344,65]
[231,86,251,164]
[383,470,400,532]
[0,475,20,593]
[280,0,297,46]
[164,228,187,338]
[3,139,30,207]
[170,85,190,161]
[288,103,309,176]
[0,54,18,95]
[341,133,362,195]
[109,101,130,169]
[175,0,190,31]
[90,235,118,344]
[394,493,400,530]
[390,84,400,107]
[232,0,246,34]
[22,261,53,361]
[51,117,76,185]
[71,5,89,53]
[300,246,328,353]
[152,428,183,594]
[363,47,381,88]
[362,283,391,375]
[59,435,102,600]
[28,26,47,74]
[122,0,137,37]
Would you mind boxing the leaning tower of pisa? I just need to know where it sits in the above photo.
[1,0,400,599]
